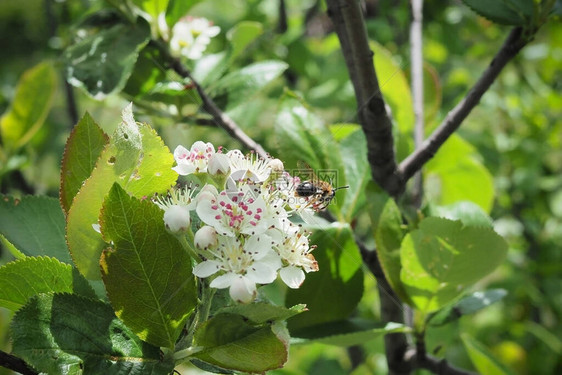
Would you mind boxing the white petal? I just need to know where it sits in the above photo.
[196,198,233,236]
[229,276,256,303]
[172,162,196,176]
[280,266,306,289]
[244,234,272,260]
[193,260,221,278]
[210,273,237,289]
[246,261,278,284]
[173,145,190,161]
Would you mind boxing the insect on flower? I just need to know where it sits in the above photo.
[294,162,349,212]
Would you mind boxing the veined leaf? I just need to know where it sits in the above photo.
[193,314,289,373]
[0,195,71,264]
[0,256,95,311]
[0,62,56,151]
[339,129,370,221]
[400,217,508,314]
[66,105,177,279]
[227,21,264,62]
[60,112,109,214]
[100,183,196,348]
[217,303,306,324]
[11,293,173,375]
[461,0,534,26]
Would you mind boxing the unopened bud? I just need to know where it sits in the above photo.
[208,153,230,176]
[194,226,218,249]
[163,205,191,234]
[268,158,284,172]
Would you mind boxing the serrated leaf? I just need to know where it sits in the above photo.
[429,289,507,326]
[60,112,109,214]
[0,195,71,263]
[461,0,534,26]
[123,44,168,98]
[0,62,56,151]
[461,334,515,375]
[339,129,370,220]
[100,183,196,348]
[367,188,410,303]
[64,15,151,99]
[11,293,173,375]
[286,224,363,332]
[193,314,288,374]
[424,134,494,213]
[210,60,288,110]
[0,256,95,311]
[227,21,264,62]
[291,319,409,347]
[66,106,177,279]
[400,217,508,314]
[217,303,306,324]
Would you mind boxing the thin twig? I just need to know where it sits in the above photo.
[409,0,424,207]
[278,0,288,33]
[149,40,269,159]
[404,349,478,375]
[326,0,402,197]
[399,27,528,182]
[0,350,38,375]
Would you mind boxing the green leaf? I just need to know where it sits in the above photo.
[64,15,151,99]
[0,195,71,264]
[274,95,346,205]
[11,293,173,375]
[462,334,515,375]
[0,256,96,311]
[166,0,203,26]
[291,319,409,347]
[367,188,410,303]
[217,303,306,324]
[66,105,177,279]
[461,0,534,26]
[429,289,507,326]
[122,44,168,98]
[371,41,415,161]
[100,183,196,348]
[339,129,371,220]
[193,313,288,373]
[429,201,493,228]
[60,112,109,214]
[227,21,264,62]
[286,224,363,332]
[210,60,288,110]
[424,134,494,213]
[0,62,56,151]
[400,217,508,314]
[132,0,170,21]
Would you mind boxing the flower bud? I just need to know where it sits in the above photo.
[163,205,191,234]
[194,226,218,249]
[268,158,284,172]
[208,152,230,176]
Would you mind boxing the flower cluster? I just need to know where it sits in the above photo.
[158,15,220,60]
[155,142,319,303]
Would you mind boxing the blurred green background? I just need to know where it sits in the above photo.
[1,0,561,374]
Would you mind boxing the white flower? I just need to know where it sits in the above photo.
[194,226,218,250]
[196,185,272,237]
[170,17,220,60]
[157,12,170,40]
[268,158,284,172]
[154,185,197,234]
[269,219,318,289]
[163,205,191,234]
[208,152,230,176]
[172,142,215,175]
[227,150,272,183]
[193,234,281,303]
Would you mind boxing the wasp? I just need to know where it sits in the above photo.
[294,163,349,212]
